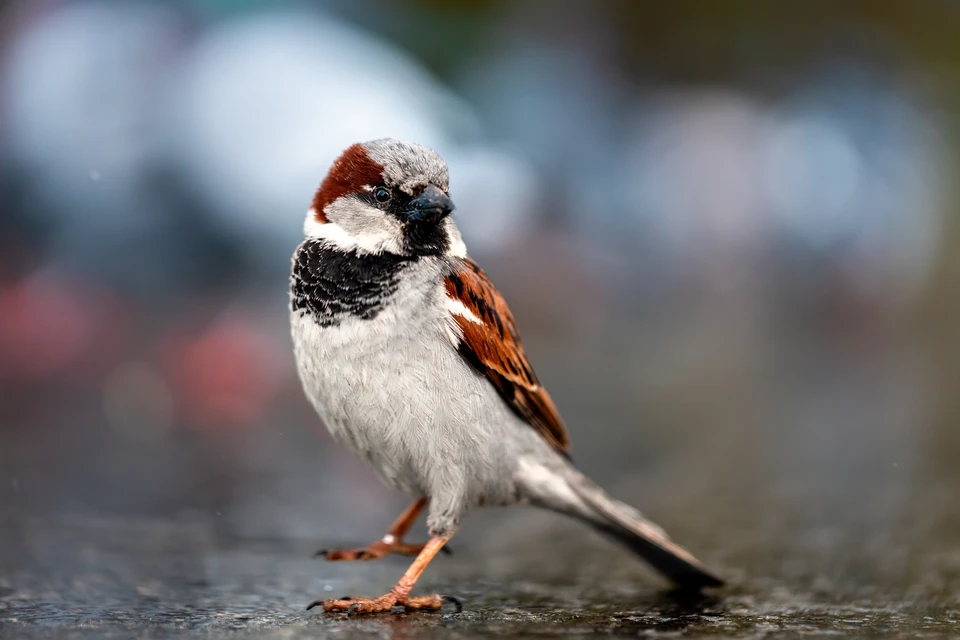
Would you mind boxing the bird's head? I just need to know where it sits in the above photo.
[305,139,464,257]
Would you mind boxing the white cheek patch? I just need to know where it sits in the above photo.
[303,207,404,255]
[304,204,469,259]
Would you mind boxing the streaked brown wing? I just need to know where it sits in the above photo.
[444,258,570,454]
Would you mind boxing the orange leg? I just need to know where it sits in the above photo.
[308,535,460,614]
[316,498,450,561]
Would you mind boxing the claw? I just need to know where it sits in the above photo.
[313,549,328,558]
[440,545,453,556]
[346,602,361,618]
[439,594,463,613]
[306,599,323,611]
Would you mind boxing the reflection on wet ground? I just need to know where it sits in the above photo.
[2,485,958,639]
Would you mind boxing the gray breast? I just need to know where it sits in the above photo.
[290,250,448,493]
[290,248,533,516]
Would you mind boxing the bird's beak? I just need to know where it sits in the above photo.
[404,185,454,223]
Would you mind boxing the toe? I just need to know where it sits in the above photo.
[440,594,464,613]
[398,594,464,612]
[309,595,398,615]
[319,548,365,561]
[398,595,442,611]
[308,597,354,612]
[393,543,425,556]
[346,595,398,615]
[318,544,390,562]
[318,548,347,561]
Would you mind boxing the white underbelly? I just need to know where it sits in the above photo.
[291,309,516,498]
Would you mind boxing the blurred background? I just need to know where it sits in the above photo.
[2,0,960,632]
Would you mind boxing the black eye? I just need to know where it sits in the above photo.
[373,187,391,203]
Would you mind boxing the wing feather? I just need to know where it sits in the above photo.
[444,258,570,454]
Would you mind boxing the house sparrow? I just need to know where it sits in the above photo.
[290,139,723,615]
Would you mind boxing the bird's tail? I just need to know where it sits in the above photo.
[525,460,723,589]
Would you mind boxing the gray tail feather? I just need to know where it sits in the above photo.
[565,473,724,589]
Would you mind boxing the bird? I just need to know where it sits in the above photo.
[290,139,724,615]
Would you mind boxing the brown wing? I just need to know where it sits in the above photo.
[444,258,570,454]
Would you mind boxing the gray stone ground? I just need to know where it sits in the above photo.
[2,490,958,639]
[3,321,959,638]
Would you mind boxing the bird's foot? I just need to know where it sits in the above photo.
[307,593,462,615]
[315,540,451,561]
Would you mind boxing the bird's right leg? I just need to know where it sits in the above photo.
[310,534,460,614]
[316,498,450,561]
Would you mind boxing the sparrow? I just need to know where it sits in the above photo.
[290,139,723,615]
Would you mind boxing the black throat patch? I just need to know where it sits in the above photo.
[401,220,450,256]
[290,240,412,326]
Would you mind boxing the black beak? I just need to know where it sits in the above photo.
[404,185,454,223]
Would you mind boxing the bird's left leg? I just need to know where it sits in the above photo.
[308,534,460,614]
[316,498,450,561]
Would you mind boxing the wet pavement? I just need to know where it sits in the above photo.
[2,479,959,639]
[3,300,960,638]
